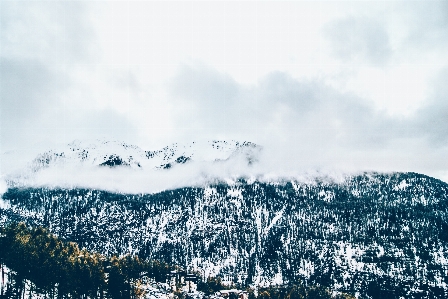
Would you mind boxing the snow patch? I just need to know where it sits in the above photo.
[0,197,11,209]
[318,190,335,202]
[263,208,285,236]
[394,179,409,191]
[227,188,243,200]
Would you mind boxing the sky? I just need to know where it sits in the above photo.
[1,1,448,183]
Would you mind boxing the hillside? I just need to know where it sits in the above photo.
[1,171,448,298]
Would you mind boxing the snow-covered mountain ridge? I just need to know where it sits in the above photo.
[30,139,261,171]
[3,140,262,193]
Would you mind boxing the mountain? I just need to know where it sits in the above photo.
[1,141,448,299]
[27,139,261,171]
[3,140,262,193]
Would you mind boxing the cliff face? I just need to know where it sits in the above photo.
[1,171,448,298]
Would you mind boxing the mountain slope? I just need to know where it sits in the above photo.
[1,172,448,299]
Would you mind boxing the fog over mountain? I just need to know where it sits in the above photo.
[1,1,448,183]
[2,140,354,195]
[2,137,448,299]
[2,3,448,299]
[1,142,448,298]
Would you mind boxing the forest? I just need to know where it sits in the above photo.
[2,172,448,298]
[0,222,354,299]
[0,222,170,299]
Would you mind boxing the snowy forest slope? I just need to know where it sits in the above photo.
[1,172,448,298]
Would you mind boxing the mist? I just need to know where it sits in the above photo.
[0,139,407,195]
[2,1,448,189]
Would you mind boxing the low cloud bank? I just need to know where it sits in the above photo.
[2,145,376,194]
[2,137,448,195]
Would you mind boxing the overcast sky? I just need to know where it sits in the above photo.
[1,1,448,182]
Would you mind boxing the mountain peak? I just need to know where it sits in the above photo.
[29,139,262,170]
[4,140,263,193]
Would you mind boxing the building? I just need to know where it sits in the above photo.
[215,289,248,299]
[167,270,198,293]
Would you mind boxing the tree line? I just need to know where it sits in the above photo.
[0,222,171,299]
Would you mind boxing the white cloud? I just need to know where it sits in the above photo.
[0,179,7,197]
[1,1,448,185]
[336,65,430,116]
